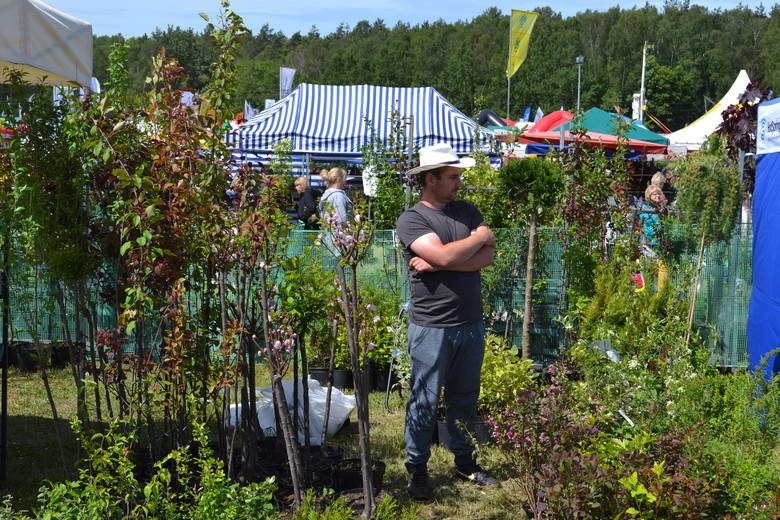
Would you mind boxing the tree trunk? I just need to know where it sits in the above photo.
[260,269,304,507]
[298,335,313,485]
[320,317,338,448]
[522,213,537,360]
[270,373,304,507]
[37,355,72,478]
[340,266,374,518]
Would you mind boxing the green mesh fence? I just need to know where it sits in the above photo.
[694,224,751,368]
[4,225,751,368]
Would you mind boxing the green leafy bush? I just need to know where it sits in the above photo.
[479,334,535,416]
[33,420,277,520]
[668,370,780,517]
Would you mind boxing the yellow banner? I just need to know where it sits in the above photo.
[506,10,539,79]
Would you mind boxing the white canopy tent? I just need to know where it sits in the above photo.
[0,0,92,87]
[665,70,751,153]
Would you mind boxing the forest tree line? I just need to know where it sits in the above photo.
[91,2,779,132]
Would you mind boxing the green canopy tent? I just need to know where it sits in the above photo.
[555,107,669,146]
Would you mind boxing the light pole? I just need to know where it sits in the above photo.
[575,55,585,113]
[638,42,649,123]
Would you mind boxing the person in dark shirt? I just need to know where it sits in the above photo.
[294,176,318,229]
[396,143,499,500]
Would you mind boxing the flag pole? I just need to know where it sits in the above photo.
[639,41,647,123]
[506,77,511,120]
[505,10,539,123]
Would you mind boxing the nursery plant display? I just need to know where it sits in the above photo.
[0,4,777,520]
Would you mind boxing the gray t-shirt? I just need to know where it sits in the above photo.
[396,200,484,327]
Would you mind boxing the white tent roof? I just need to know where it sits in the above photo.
[0,0,92,87]
[665,69,751,152]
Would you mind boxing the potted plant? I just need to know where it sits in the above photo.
[305,314,341,386]
[326,283,401,391]
[358,284,404,390]
[277,254,339,382]
[330,330,354,390]
[499,157,565,359]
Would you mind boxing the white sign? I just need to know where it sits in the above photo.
[757,98,780,155]
[362,165,379,197]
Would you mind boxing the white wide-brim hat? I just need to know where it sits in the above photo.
[407,143,476,175]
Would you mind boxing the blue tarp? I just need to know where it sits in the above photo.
[747,97,780,379]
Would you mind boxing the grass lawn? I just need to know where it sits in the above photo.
[1,366,526,519]
[3,367,80,512]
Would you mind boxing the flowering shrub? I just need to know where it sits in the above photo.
[255,315,297,379]
[319,198,379,516]
[356,283,403,368]
[490,361,717,518]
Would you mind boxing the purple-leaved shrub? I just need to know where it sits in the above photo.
[490,361,717,519]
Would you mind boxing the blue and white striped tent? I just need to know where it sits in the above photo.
[227,83,480,177]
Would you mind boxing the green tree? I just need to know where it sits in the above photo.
[86,4,777,132]
[499,157,564,358]
[672,152,742,347]
[645,55,698,130]
[235,58,279,108]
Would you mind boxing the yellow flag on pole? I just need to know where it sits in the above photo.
[506,10,538,79]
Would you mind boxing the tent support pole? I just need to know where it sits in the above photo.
[405,116,414,210]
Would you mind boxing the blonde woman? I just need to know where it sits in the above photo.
[318,167,354,226]
[293,176,317,229]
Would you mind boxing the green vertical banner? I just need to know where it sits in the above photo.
[506,10,538,79]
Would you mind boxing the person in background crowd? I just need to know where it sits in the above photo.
[395,143,500,501]
[293,176,318,229]
[318,167,353,225]
[639,183,668,253]
[638,182,669,290]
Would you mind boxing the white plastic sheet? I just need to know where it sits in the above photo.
[226,378,355,446]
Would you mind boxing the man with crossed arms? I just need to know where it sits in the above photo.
[396,143,499,500]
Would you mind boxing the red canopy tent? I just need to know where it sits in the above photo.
[528,109,574,132]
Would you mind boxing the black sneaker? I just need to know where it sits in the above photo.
[406,463,433,500]
[455,464,501,487]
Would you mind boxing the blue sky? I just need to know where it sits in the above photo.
[47,0,760,38]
